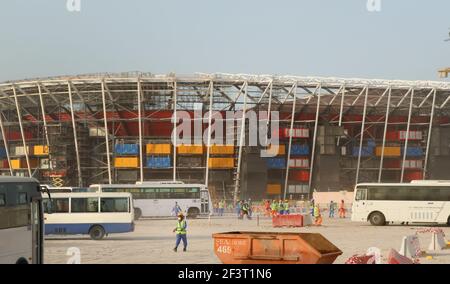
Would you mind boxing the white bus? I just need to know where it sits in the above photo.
[89,181,211,219]
[40,185,90,193]
[43,192,134,240]
[352,181,450,226]
[0,177,47,264]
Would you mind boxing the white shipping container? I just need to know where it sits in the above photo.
[13,146,29,156]
[289,159,296,167]
[89,127,106,137]
[341,146,347,156]
[288,185,296,193]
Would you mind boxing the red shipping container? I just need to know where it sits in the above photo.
[1,160,8,168]
[290,170,310,182]
[384,160,401,169]
[386,131,399,141]
[5,131,33,141]
[404,171,423,182]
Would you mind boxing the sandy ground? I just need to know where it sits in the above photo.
[44,215,450,264]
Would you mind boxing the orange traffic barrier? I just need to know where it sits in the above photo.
[212,231,342,264]
[272,214,303,227]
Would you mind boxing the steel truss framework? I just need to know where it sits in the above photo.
[1,72,450,200]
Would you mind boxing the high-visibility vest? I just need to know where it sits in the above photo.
[270,203,277,210]
[314,206,320,217]
[284,202,289,210]
[176,220,187,234]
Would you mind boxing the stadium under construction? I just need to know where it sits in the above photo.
[0,72,450,201]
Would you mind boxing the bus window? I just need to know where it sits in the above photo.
[187,188,200,198]
[71,198,99,213]
[158,188,171,199]
[355,188,367,201]
[100,198,129,213]
[0,193,5,206]
[142,188,157,199]
[18,192,27,205]
[43,198,70,213]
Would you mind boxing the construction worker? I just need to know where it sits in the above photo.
[329,201,335,218]
[173,213,187,252]
[218,200,224,216]
[339,199,346,218]
[270,200,278,217]
[241,201,251,220]
[235,200,241,218]
[171,202,182,216]
[264,200,271,216]
[283,200,290,215]
[313,204,322,226]
[278,200,284,215]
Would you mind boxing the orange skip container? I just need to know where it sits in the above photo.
[213,231,342,264]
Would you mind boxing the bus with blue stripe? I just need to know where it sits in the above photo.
[42,192,134,240]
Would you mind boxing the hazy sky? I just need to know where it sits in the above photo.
[0,0,449,82]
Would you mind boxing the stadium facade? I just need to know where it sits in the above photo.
[0,72,450,201]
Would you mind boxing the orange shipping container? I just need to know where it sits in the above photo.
[33,145,49,156]
[209,145,234,155]
[146,144,171,155]
[375,146,401,157]
[177,145,204,155]
[266,144,285,156]
[267,184,282,195]
[208,158,234,169]
[114,157,139,168]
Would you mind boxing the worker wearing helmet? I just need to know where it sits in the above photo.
[173,212,188,252]
[284,200,290,215]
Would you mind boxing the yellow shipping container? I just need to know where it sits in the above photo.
[209,145,234,155]
[266,144,285,156]
[11,159,21,170]
[114,157,139,168]
[146,144,171,155]
[267,184,282,195]
[177,145,204,155]
[208,158,234,169]
[33,145,49,156]
[375,146,401,157]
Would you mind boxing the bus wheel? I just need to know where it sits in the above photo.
[369,212,386,226]
[89,225,106,240]
[187,208,200,219]
[134,208,142,220]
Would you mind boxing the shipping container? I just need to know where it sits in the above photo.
[5,131,33,141]
[403,160,423,169]
[402,147,423,157]
[177,145,204,155]
[115,144,139,155]
[279,128,309,139]
[267,184,282,195]
[0,160,8,168]
[0,147,6,159]
[40,158,51,169]
[89,127,107,137]
[289,158,309,168]
[33,145,49,156]
[375,146,401,157]
[209,145,234,155]
[208,158,234,169]
[146,144,171,155]
[266,158,286,169]
[403,171,423,182]
[290,170,310,182]
[10,158,38,169]
[114,157,139,168]
[291,145,310,156]
[288,184,310,194]
[12,146,30,156]
[146,156,171,168]
[266,144,285,156]
[178,156,202,167]
[352,146,374,157]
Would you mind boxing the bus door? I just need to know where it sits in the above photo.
[352,187,368,221]
[200,190,209,214]
[30,197,43,264]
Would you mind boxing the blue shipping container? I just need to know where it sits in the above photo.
[352,147,374,157]
[403,147,423,157]
[291,145,310,156]
[146,156,171,168]
[367,139,376,148]
[266,158,286,169]
[0,147,6,158]
[115,144,139,155]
